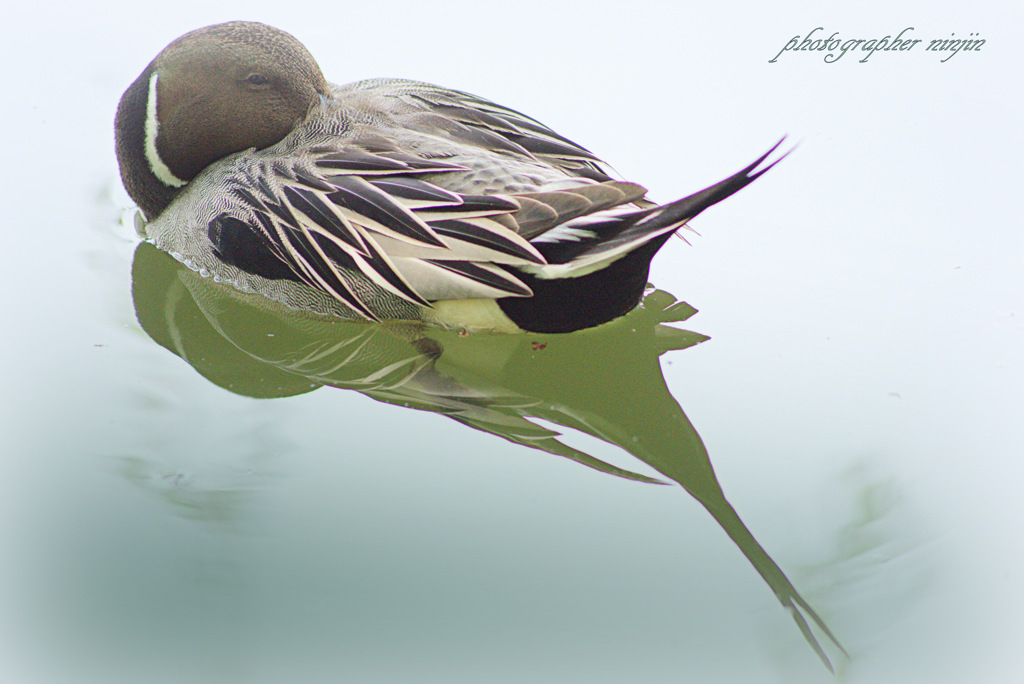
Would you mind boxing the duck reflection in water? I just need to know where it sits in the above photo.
[132,242,846,671]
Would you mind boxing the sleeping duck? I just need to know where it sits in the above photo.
[116,21,786,333]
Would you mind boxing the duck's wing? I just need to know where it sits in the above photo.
[332,78,617,183]
[194,141,649,320]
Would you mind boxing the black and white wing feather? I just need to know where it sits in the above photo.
[176,140,651,320]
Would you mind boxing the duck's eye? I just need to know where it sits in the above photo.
[244,73,271,87]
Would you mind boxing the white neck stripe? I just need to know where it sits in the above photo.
[144,73,188,188]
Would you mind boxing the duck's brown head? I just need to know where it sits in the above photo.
[115,21,331,219]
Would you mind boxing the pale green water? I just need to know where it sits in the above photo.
[3,3,1022,683]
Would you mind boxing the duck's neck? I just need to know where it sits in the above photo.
[115,65,186,220]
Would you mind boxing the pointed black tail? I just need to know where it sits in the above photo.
[499,139,791,333]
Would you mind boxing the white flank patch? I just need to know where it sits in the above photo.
[144,73,188,188]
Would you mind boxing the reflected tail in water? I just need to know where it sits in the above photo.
[426,294,848,671]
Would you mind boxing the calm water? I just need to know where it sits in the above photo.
[4,3,1022,683]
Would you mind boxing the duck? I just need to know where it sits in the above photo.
[116,21,787,334]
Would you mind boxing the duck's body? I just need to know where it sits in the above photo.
[116,22,785,333]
